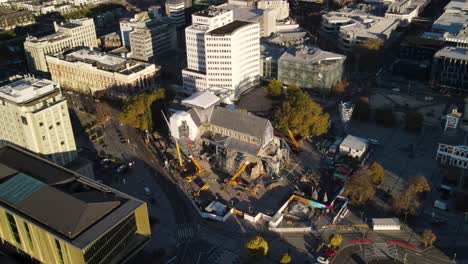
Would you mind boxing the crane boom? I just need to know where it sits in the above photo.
[190,155,205,174]
[287,129,300,151]
[228,161,249,186]
[176,142,183,168]
[193,183,209,197]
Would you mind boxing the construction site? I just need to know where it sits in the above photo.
[151,91,349,230]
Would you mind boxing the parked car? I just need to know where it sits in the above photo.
[424,96,434,101]
[116,165,128,174]
[324,249,336,257]
[316,256,330,264]
[144,187,151,196]
[392,88,400,92]
[368,138,380,145]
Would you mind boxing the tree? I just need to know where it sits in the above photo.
[408,176,430,194]
[118,89,166,131]
[375,107,395,127]
[353,97,371,121]
[405,112,424,133]
[286,83,300,96]
[343,171,375,205]
[335,80,348,94]
[276,90,329,138]
[421,229,437,248]
[95,101,112,125]
[368,162,385,185]
[245,236,269,259]
[329,234,343,249]
[267,80,282,97]
[354,39,384,72]
[279,253,292,264]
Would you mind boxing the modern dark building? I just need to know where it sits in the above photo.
[431,47,468,91]
[0,146,151,264]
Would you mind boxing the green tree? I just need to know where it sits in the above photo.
[276,90,329,138]
[343,171,375,205]
[408,176,430,194]
[335,80,348,94]
[286,83,300,96]
[368,162,385,185]
[329,234,343,248]
[118,89,166,131]
[375,107,395,127]
[267,80,282,97]
[392,176,430,216]
[405,112,424,133]
[279,253,292,264]
[353,97,371,121]
[421,229,436,248]
[245,236,269,259]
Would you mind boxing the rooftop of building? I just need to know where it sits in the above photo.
[195,6,230,17]
[340,135,368,151]
[324,8,399,37]
[217,4,266,21]
[260,43,285,61]
[0,77,59,104]
[435,46,468,60]
[60,22,81,29]
[0,146,144,248]
[208,20,252,35]
[51,48,154,75]
[432,0,468,34]
[182,91,221,109]
[279,46,346,64]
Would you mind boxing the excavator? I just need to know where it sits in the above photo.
[193,183,209,197]
[287,129,300,152]
[226,161,249,186]
[185,155,205,183]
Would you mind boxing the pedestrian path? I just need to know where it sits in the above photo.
[177,224,197,242]
[205,248,241,264]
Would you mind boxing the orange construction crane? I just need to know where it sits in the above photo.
[193,183,209,197]
[175,142,186,172]
[287,129,300,151]
[227,161,249,186]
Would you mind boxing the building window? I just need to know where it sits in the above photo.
[55,239,64,264]
[6,212,21,244]
[56,122,61,126]
[49,125,53,130]
[61,141,65,145]
[23,222,33,250]
[39,122,44,127]
[21,116,28,125]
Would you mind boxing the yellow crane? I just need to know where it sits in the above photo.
[175,142,186,172]
[287,129,300,152]
[227,161,249,186]
[193,183,209,197]
[190,155,205,174]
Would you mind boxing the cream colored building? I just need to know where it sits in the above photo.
[0,146,151,264]
[256,0,289,20]
[0,77,77,166]
[24,18,97,73]
[46,48,160,95]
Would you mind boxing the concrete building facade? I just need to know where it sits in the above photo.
[278,46,346,92]
[183,7,260,100]
[431,47,468,91]
[256,0,289,20]
[165,0,186,29]
[0,9,35,30]
[46,49,160,95]
[24,18,97,73]
[0,78,77,166]
[0,146,151,264]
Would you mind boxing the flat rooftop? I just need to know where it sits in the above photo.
[67,49,127,67]
[435,47,468,60]
[60,22,81,29]
[208,20,252,36]
[280,46,346,64]
[0,146,144,248]
[195,6,230,17]
[217,4,265,21]
[0,78,58,104]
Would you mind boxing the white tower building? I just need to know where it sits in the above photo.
[182,7,260,100]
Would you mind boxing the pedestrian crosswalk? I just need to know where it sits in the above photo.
[205,248,241,264]
[364,242,398,262]
[177,224,196,242]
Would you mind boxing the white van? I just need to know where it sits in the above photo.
[434,200,448,211]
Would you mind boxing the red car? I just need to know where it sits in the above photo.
[324,249,336,257]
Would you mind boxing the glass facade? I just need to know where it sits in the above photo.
[83,214,137,264]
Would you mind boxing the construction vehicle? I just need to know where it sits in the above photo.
[287,129,300,152]
[175,142,186,172]
[227,161,249,186]
[193,183,209,197]
[190,155,205,174]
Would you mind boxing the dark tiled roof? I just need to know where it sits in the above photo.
[210,107,270,139]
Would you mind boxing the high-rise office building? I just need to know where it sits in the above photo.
[0,145,151,264]
[24,18,97,73]
[0,77,77,166]
[182,7,260,100]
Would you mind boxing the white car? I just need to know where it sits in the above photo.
[144,187,151,196]
[392,88,400,92]
[424,96,434,101]
[317,256,330,264]
[368,138,380,145]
